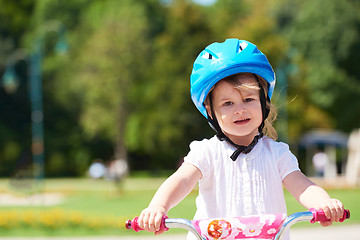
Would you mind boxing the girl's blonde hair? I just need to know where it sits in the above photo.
[205,73,278,140]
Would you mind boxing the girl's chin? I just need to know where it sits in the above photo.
[224,132,258,146]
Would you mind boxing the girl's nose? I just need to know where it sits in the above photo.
[234,103,246,115]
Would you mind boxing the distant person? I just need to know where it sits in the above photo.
[107,159,128,180]
[107,159,128,194]
[137,39,345,240]
[312,151,328,177]
[88,159,106,179]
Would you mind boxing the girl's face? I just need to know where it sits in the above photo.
[209,76,262,146]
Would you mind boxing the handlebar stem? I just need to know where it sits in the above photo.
[165,218,204,240]
[274,211,313,240]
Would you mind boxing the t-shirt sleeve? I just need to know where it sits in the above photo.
[183,139,211,180]
[276,142,300,180]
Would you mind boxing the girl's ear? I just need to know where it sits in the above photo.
[205,104,213,119]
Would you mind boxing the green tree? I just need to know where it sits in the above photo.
[56,0,151,166]
[125,0,214,170]
[279,0,360,133]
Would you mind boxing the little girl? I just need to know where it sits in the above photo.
[138,39,344,239]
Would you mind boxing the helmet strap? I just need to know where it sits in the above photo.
[254,74,270,135]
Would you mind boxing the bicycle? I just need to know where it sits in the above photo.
[126,208,350,240]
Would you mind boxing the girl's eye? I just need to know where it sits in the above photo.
[223,101,233,106]
[244,98,254,102]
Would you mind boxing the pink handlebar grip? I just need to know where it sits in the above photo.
[125,216,169,232]
[310,208,350,223]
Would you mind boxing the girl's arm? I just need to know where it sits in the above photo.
[283,170,344,226]
[138,162,202,234]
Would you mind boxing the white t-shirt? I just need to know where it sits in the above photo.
[184,136,299,239]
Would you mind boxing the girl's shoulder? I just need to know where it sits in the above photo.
[261,137,292,155]
[188,135,221,150]
[186,135,229,164]
[261,137,299,179]
[185,136,222,178]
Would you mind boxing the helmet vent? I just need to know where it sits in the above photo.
[252,48,261,54]
[238,42,248,53]
[202,52,213,59]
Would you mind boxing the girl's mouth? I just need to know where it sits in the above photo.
[234,118,250,124]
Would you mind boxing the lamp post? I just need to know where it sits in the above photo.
[30,37,45,183]
[30,21,67,186]
[2,21,67,189]
[2,49,28,94]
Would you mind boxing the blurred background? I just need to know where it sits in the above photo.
[0,0,359,237]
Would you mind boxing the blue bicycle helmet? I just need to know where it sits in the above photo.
[190,38,276,160]
[190,38,275,118]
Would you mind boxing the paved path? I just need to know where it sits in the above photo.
[0,224,358,240]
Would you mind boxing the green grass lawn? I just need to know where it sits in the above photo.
[0,177,358,236]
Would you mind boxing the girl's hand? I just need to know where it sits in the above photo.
[318,198,344,227]
[138,205,167,235]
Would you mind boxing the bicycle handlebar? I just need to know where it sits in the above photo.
[274,209,350,240]
[309,208,350,223]
[125,209,350,240]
